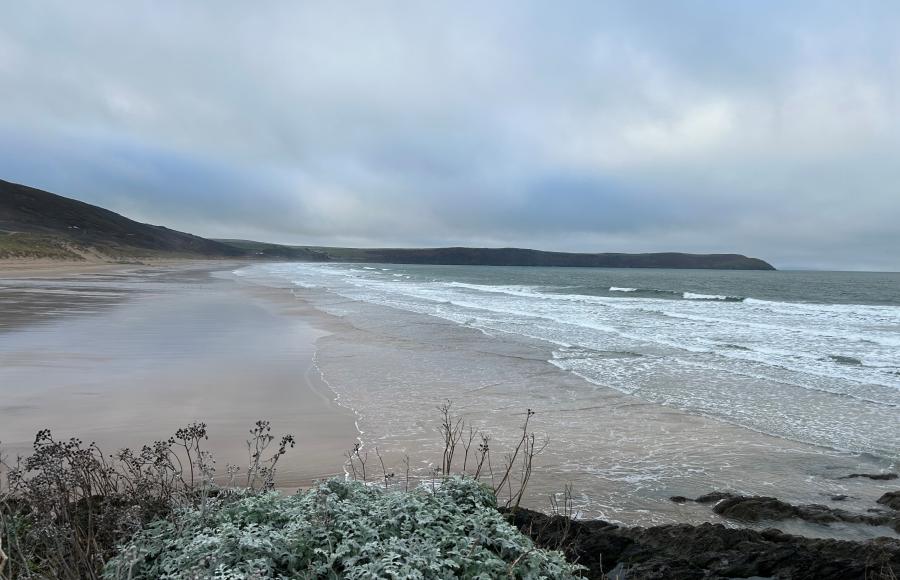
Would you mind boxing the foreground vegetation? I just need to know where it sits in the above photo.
[4,405,900,579]
[1,406,579,579]
[0,232,88,261]
[105,478,577,579]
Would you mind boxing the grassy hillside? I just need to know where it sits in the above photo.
[0,232,89,260]
[214,238,329,261]
[0,179,242,260]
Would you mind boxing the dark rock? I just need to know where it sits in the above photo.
[798,504,859,525]
[711,495,899,531]
[694,491,735,504]
[830,495,848,501]
[879,491,900,511]
[713,496,798,521]
[668,490,739,506]
[841,473,899,481]
[505,507,900,580]
[503,508,632,577]
[828,355,862,366]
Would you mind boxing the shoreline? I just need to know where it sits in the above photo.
[235,262,900,542]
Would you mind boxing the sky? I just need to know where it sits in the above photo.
[1,2,899,270]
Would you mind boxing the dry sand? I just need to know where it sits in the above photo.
[0,260,357,487]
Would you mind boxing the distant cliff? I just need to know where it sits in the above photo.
[1,178,774,269]
[273,246,777,270]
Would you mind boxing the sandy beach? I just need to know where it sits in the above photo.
[3,259,897,543]
[0,260,357,487]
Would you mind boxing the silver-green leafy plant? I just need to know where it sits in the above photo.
[104,477,583,579]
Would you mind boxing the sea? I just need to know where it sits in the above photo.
[239,262,900,537]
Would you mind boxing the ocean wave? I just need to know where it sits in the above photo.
[255,261,900,381]
[645,308,900,350]
[553,347,644,360]
[445,280,890,314]
[745,297,900,317]
[721,343,752,351]
[607,286,744,302]
[682,292,744,302]
[608,287,681,298]
[447,281,539,295]
[828,355,863,366]
[450,282,742,305]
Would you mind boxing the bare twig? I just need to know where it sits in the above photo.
[346,442,368,483]
[507,548,535,578]
[375,447,394,490]
[402,455,411,493]
[494,409,534,502]
[438,400,465,476]
[461,425,479,475]
[0,534,8,580]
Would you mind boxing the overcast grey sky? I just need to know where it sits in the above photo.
[1,2,899,270]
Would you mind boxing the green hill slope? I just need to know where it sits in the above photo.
[0,179,242,260]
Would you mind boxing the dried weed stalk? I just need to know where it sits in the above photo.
[0,420,293,580]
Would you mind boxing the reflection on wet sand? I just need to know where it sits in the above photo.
[0,264,357,487]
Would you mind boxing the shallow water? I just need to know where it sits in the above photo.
[239,263,900,539]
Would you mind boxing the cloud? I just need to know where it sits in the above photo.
[0,1,899,269]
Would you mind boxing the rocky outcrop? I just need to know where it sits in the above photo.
[669,491,736,505]
[879,492,900,511]
[711,495,900,531]
[506,508,900,580]
[712,496,799,521]
[841,473,899,481]
[695,491,736,504]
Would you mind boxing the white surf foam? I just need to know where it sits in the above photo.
[242,262,900,459]
[682,292,738,301]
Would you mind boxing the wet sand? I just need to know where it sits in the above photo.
[0,262,357,486]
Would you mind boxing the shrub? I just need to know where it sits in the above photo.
[104,477,583,579]
[0,420,293,579]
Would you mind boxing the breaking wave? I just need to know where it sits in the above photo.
[243,261,900,460]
